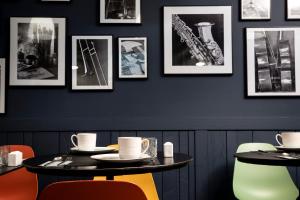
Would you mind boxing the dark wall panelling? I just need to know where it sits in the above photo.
[3,130,300,200]
[162,131,180,200]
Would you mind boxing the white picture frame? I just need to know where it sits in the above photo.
[0,59,5,114]
[164,6,232,74]
[247,27,300,96]
[72,35,113,90]
[100,0,141,24]
[118,37,147,79]
[10,17,66,86]
[287,0,300,20]
[241,0,271,20]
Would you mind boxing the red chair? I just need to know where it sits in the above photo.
[39,180,148,200]
[0,145,38,200]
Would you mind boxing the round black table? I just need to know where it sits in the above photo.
[23,152,192,180]
[235,151,300,166]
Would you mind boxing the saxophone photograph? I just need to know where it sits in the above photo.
[164,6,232,74]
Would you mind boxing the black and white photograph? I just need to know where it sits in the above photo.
[100,0,141,24]
[241,0,271,20]
[72,36,113,90]
[10,17,65,86]
[0,59,5,114]
[164,6,232,74]
[247,28,300,96]
[287,0,300,19]
[118,37,147,79]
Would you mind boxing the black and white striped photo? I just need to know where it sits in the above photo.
[100,0,141,24]
[72,36,113,90]
[119,37,147,79]
[247,28,300,96]
[10,17,66,86]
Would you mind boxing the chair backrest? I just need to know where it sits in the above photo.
[233,143,299,200]
[0,145,38,200]
[94,144,159,200]
[39,180,148,200]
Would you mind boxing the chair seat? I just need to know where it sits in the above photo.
[39,180,147,200]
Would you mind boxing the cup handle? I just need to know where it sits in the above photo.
[71,134,78,147]
[276,134,283,146]
[141,139,150,154]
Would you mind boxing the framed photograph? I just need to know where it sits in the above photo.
[100,0,141,24]
[10,17,66,86]
[241,0,271,20]
[287,0,300,19]
[0,59,5,114]
[118,37,147,79]
[247,28,300,96]
[164,6,232,74]
[72,36,113,90]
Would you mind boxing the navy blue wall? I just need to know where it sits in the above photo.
[1,0,300,131]
[1,0,300,199]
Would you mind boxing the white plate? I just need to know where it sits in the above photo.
[70,147,115,153]
[90,153,151,163]
[275,146,300,151]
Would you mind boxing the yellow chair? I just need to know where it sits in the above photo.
[94,144,159,200]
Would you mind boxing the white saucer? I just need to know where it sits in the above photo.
[275,146,300,151]
[70,147,115,153]
[90,153,151,163]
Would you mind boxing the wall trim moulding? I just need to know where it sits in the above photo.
[0,116,299,132]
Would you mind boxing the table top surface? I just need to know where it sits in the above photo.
[235,150,300,166]
[0,165,23,176]
[23,152,192,177]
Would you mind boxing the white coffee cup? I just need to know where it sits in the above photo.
[276,132,300,148]
[71,133,97,151]
[118,137,150,159]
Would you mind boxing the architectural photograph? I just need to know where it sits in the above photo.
[100,0,141,23]
[287,0,300,19]
[10,17,66,86]
[241,0,271,20]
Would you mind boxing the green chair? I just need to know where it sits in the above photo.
[233,143,299,200]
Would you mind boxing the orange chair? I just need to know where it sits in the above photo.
[94,144,159,200]
[39,180,148,200]
[0,145,38,200]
